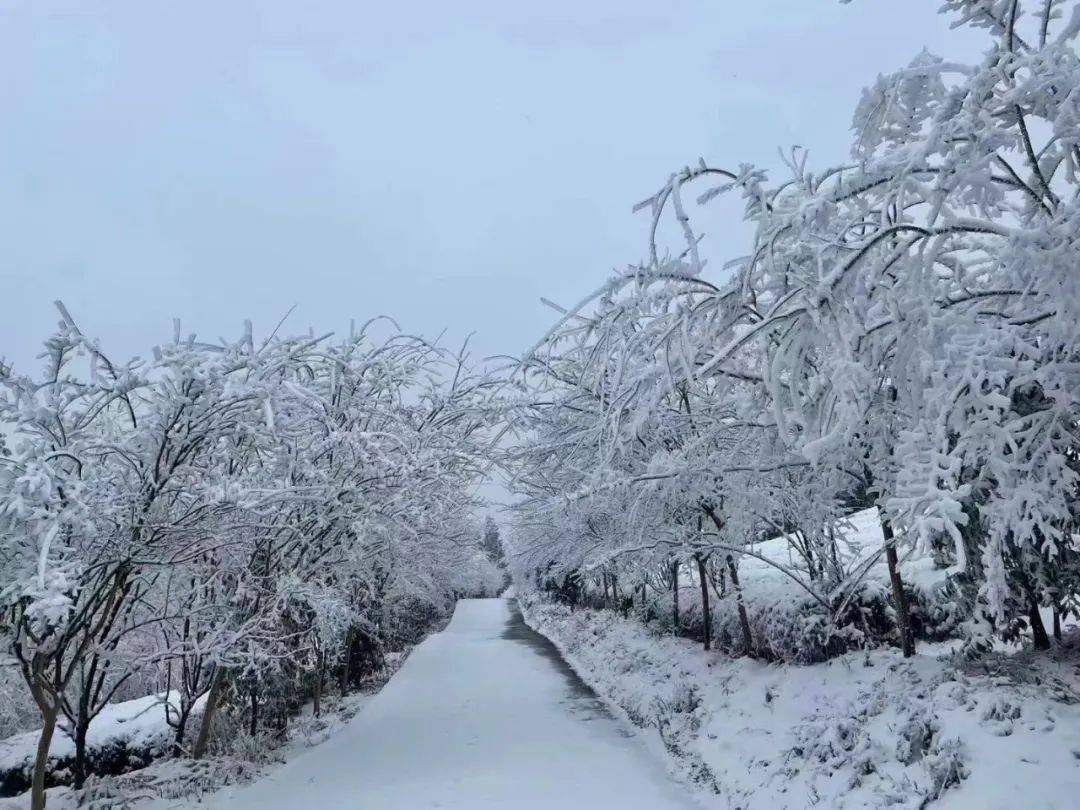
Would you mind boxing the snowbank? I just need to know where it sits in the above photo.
[0,692,202,797]
[521,596,1080,809]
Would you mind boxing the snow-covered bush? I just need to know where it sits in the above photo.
[523,593,1080,809]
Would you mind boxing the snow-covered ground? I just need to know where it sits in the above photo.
[521,596,1080,809]
[6,590,1077,809]
[0,685,381,809]
[142,598,698,810]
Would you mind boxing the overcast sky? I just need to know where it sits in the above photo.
[1,1,986,374]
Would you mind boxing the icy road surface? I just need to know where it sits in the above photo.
[208,598,698,809]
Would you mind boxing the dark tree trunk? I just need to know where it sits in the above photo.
[695,554,712,651]
[801,532,818,581]
[1029,598,1051,651]
[882,518,915,657]
[726,554,753,655]
[249,685,259,736]
[672,560,680,634]
[828,530,843,583]
[699,503,749,652]
[1053,606,1062,643]
[72,718,90,789]
[172,703,193,756]
[340,629,356,695]
[313,652,325,718]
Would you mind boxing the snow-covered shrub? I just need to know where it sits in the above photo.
[226,730,287,769]
[128,759,250,804]
[923,738,968,800]
[516,595,1080,809]
[77,774,139,810]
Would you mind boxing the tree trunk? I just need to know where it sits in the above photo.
[30,702,57,810]
[72,718,90,789]
[192,667,225,759]
[173,703,192,757]
[249,685,259,736]
[1029,597,1051,651]
[801,532,818,581]
[726,554,753,655]
[1053,606,1062,643]
[672,560,680,634]
[313,652,325,718]
[828,527,843,584]
[699,504,748,652]
[695,554,711,651]
[340,629,356,694]
[882,518,915,657]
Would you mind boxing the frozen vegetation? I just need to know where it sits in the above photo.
[499,1,1080,805]
[518,513,1080,809]
[5,1,1080,807]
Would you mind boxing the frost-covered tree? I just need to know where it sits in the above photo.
[506,0,1080,662]
[0,308,499,806]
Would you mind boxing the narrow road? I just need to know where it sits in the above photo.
[209,598,699,809]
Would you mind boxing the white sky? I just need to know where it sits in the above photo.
[1,1,986,373]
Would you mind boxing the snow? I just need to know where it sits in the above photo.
[0,692,202,775]
[167,598,699,810]
[740,506,939,604]
[740,505,883,577]
[522,597,1080,809]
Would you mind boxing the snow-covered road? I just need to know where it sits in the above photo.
[206,598,699,809]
